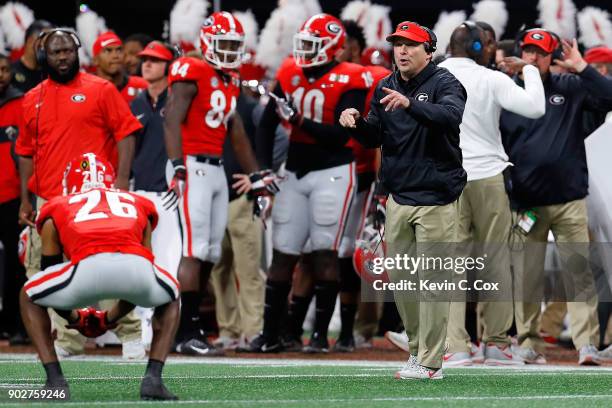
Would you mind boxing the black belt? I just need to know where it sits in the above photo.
[193,155,223,166]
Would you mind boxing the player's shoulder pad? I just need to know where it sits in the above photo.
[276,56,299,80]
[168,57,209,84]
[333,62,371,89]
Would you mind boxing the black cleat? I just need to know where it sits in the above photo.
[302,332,329,354]
[44,378,70,400]
[176,337,224,356]
[236,334,282,353]
[9,331,31,346]
[140,376,178,401]
[281,334,303,352]
[332,336,355,353]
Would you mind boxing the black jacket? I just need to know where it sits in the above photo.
[131,89,169,192]
[501,66,612,210]
[349,62,467,206]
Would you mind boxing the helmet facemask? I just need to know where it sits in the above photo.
[293,31,335,67]
[203,33,245,69]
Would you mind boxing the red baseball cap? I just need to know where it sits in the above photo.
[584,46,612,64]
[138,41,174,61]
[386,21,431,44]
[92,31,122,57]
[520,29,558,54]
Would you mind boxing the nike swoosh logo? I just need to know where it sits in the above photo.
[136,113,145,121]
[190,346,212,354]
[261,344,278,352]
[101,39,117,47]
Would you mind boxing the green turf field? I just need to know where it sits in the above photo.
[0,355,611,407]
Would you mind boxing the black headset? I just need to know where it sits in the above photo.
[421,26,438,54]
[35,27,82,66]
[514,27,563,60]
[462,21,483,58]
[163,42,182,75]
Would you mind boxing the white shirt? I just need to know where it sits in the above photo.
[438,58,545,181]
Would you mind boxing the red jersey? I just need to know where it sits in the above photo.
[276,57,370,145]
[36,188,158,263]
[350,65,391,175]
[0,92,22,203]
[120,75,148,104]
[15,72,142,200]
[167,57,240,156]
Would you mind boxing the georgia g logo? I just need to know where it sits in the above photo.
[327,22,342,34]
[549,94,565,105]
[71,94,86,103]
[531,33,544,40]
[415,92,429,102]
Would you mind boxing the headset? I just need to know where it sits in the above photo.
[514,26,563,60]
[421,26,437,54]
[462,21,483,58]
[35,27,82,67]
[163,42,182,75]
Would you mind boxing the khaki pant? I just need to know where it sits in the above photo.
[210,195,264,339]
[513,199,599,350]
[385,196,457,369]
[24,197,141,354]
[446,173,514,353]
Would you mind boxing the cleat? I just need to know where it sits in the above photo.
[598,345,612,363]
[443,351,472,367]
[176,337,224,356]
[385,331,410,352]
[140,376,178,401]
[512,345,547,364]
[578,345,601,366]
[470,342,485,364]
[332,336,355,353]
[302,332,329,353]
[281,335,303,352]
[484,343,524,366]
[236,333,282,353]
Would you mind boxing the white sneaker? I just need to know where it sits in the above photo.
[578,345,601,366]
[353,333,373,349]
[122,339,146,360]
[54,344,78,359]
[212,336,240,350]
[484,343,524,366]
[598,345,612,363]
[396,360,443,380]
[443,351,472,367]
[512,345,547,364]
[470,342,484,364]
[385,331,410,352]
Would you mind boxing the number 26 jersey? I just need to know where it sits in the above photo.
[36,188,158,263]
[168,57,241,157]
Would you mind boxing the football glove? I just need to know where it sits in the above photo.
[65,307,117,338]
[270,94,301,124]
[162,158,186,211]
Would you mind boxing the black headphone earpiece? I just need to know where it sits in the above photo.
[162,42,181,75]
[36,28,82,66]
[462,21,483,58]
[421,26,437,54]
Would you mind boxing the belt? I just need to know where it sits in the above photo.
[193,155,223,166]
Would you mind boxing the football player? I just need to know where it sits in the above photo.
[164,11,270,355]
[20,153,180,400]
[242,14,371,353]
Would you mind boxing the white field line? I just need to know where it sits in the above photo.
[1,394,612,407]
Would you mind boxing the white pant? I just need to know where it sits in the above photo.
[169,156,229,263]
[25,253,179,309]
[273,163,356,255]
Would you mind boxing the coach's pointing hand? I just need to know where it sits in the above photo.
[380,87,410,112]
[339,108,361,128]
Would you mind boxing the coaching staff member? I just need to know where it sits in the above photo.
[340,21,467,379]
[15,28,143,358]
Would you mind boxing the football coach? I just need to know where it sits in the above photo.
[340,21,467,379]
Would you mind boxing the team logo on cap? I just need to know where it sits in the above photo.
[549,94,565,105]
[327,22,342,34]
[415,93,429,102]
[530,33,545,40]
[401,24,410,30]
[210,77,219,88]
[71,94,86,103]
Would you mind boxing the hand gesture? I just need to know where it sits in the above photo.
[380,87,410,112]
[498,56,527,76]
[554,39,588,73]
[19,199,36,227]
[339,108,361,128]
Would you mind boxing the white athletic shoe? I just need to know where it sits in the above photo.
[54,344,79,359]
[385,331,410,352]
[598,345,612,363]
[396,360,443,380]
[394,355,418,378]
[443,351,472,367]
[578,345,601,366]
[353,333,373,349]
[512,345,547,364]
[484,343,524,366]
[122,339,146,360]
[470,342,485,364]
[212,336,240,350]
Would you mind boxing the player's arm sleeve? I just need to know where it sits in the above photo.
[255,83,283,169]
[494,65,546,118]
[298,89,368,148]
[405,77,467,130]
[578,65,612,112]
[100,82,143,141]
[347,86,384,148]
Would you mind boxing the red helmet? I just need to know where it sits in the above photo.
[293,14,346,67]
[62,153,115,195]
[353,225,388,284]
[200,11,246,69]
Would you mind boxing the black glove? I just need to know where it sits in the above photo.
[162,158,186,210]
